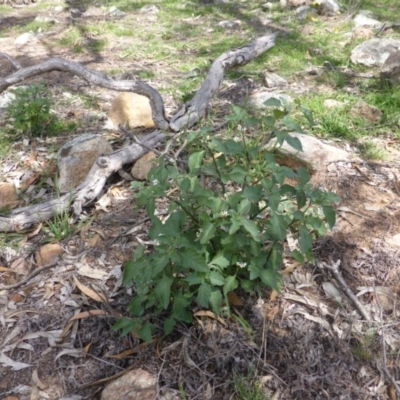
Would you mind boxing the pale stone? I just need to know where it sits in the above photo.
[218,20,242,29]
[350,38,400,67]
[107,93,155,130]
[349,100,382,123]
[266,133,350,173]
[0,182,19,210]
[263,72,288,88]
[249,92,293,108]
[101,369,156,400]
[35,244,63,267]
[295,5,315,20]
[381,50,400,87]
[318,0,343,15]
[323,99,347,109]
[131,152,157,181]
[14,32,36,46]
[353,14,381,28]
[57,134,113,193]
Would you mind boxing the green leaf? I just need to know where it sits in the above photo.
[282,116,304,133]
[291,249,305,264]
[197,283,212,308]
[229,212,242,235]
[209,251,230,269]
[230,165,247,184]
[209,289,222,314]
[243,186,262,202]
[322,205,336,229]
[308,216,327,235]
[240,217,260,242]
[172,291,190,319]
[298,225,313,254]
[151,255,169,278]
[223,275,238,296]
[163,316,176,335]
[199,221,216,244]
[268,193,280,212]
[123,258,146,285]
[284,134,303,152]
[188,150,205,174]
[262,115,275,127]
[209,271,225,286]
[267,213,287,241]
[297,167,310,185]
[129,296,145,317]
[225,139,245,154]
[301,105,314,127]
[296,192,307,209]
[181,249,209,272]
[263,97,282,107]
[240,279,253,293]
[237,199,251,215]
[185,273,203,285]
[112,317,137,336]
[139,323,154,343]
[260,269,281,291]
[155,274,173,309]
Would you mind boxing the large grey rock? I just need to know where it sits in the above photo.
[349,100,382,123]
[267,133,350,173]
[381,50,400,87]
[318,0,343,16]
[57,134,113,193]
[295,5,316,20]
[14,32,36,46]
[263,72,288,88]
[350,38,400,67]
[101,369,156,400]
[353,14,381,28]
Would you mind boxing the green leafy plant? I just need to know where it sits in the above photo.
[114,99,339,342]
[7,84,54,137]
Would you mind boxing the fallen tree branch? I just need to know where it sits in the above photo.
[0,33,277,131]
[0,33,277,232]
[0,131,165,232]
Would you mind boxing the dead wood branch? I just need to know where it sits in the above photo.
[170,33,278,131]
[0,34,277,232]
[0,33,277,131]
[0,132,165,232]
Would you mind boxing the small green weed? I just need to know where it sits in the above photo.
[357,140,387,160]
[43,210,76,242]
[114,99,339,342]
[234,373,269,400]
[7,84,55,137]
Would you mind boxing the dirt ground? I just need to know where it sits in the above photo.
[0,2,400,400]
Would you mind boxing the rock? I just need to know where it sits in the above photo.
[323,99,347,109]
[35,243,63,267]
[131,152,157,180]
[108,6,126,17]
[349,100,382,123]
[57,134,113,193]
[318,0,343,15]
[353,14,381,28]
[262,2,275,11]
[0,90,16,109]
[352,27,375,40]
[267,133,350,173]
[106,92,155,130]
[295,5,316,20]
[139,5,160,15]
[101,369,156,400]
[381,50,400,87]
[218,20,242,29]
[249,92,293,108]
[251,12,271,26]
[350,38,400,67]
[263,72,288,88]
[34,16,57,23]
[357,9,378,19]
[53,5,65,13]
[287,0,310,7]
[14,32,36,46]
[11,258,30,276]
[0,182,19,210]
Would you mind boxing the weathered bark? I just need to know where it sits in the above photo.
[0,132,165,232]
[0,33,277,232]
